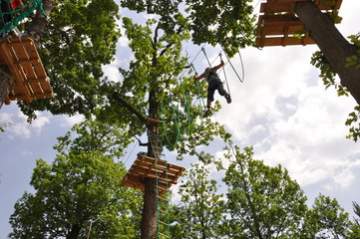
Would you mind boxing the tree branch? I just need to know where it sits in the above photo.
[111,92,147,124]
[159,26,183,57]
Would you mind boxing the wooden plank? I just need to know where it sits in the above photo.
[129,166,178,184]
[134,159,182,176]
[260,0,342,14]
[7,41,37,99]
[20,40,51,98]
[0,42,32,103]
[256,36,315,47]
[138,154,185,172]
[258,21,306,36]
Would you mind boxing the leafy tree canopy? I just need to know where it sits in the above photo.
[9,151,142,239]
[99,16,231,159]
[121,0,255,56]
[223,146,308,238]
[20,0,120,119]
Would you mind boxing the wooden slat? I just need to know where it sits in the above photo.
[134,159,182,176]
[0,36,52,103]
[0,42,32,103]
[121,154,185,195]
[259,22,306,36]
[260,0,342,14]
[139,154,185,172]
[129,166,179,184]
[256,36,315,47]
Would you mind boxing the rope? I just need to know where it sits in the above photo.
[201,47,212,67]
[224,51,244,83]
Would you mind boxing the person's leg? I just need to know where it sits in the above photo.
[207,84,216,110]
[217,81,231,104]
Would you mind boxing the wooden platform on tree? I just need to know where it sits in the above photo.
[0,36,52,104]
[122,153,185,195]
[256,0,343,47]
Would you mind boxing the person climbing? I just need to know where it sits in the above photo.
[195,60,231,115]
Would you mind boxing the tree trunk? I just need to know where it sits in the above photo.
[0,65,12,108]
[294,1,360,105]
[141,83,161,238]
[141,178,158,239]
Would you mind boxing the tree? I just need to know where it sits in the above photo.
[8,151,142,239]
[301,194,351,239]
[96,13,230,238]
[223,147,308,239]
[171,163,224,239]
[120,0,255,56]
[348,202,360,239]
[0,0,120,119]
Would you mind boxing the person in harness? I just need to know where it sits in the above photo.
[195,60,231,115]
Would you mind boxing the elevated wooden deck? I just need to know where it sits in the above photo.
[256,0,343,47]
[0,36,52,104]
[122,153,185,195]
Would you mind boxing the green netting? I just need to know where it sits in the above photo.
[0,0,44,36]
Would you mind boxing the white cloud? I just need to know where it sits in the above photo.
[61,114,85,128]
[211,0,360,191]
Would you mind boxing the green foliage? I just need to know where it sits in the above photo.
[121,0,256,56]
[8,151,142,239]
[311,51,349,96]
[345,105,360,142]
[301,194,351,239]
[20,0,120,119]
[223,147,308,238]
[311,45,360,142]
[348,202,360,239]
[54,119,132,158]
[172,163,224,239]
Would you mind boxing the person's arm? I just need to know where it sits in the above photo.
[211,60,224,72]
[194,71,207,80]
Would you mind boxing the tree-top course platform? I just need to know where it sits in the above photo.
[122,153,185,195]
[256,0,343,47]
[0,35,52,104]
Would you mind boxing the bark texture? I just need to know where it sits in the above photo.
[295,1,360,105]
[0,65,12,108]
[141,178,158,239]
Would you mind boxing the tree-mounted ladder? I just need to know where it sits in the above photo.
[0,35,52,104]
[256,0,343,47]
[122,153,185,195]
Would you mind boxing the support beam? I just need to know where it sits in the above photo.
[295,1,360,105]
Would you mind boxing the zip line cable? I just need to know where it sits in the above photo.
[224,51,244,83]
[238,50,245,82]
[201,47,212,67]
[220,53,231,96]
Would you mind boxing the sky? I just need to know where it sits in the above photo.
[1,0,360,237]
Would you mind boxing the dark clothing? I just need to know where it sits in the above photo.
[207,72,227,103]
[206,71,228,104]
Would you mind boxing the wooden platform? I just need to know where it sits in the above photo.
[256,0,343,47]
[0,36,52,104]
[122,153,185,195]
